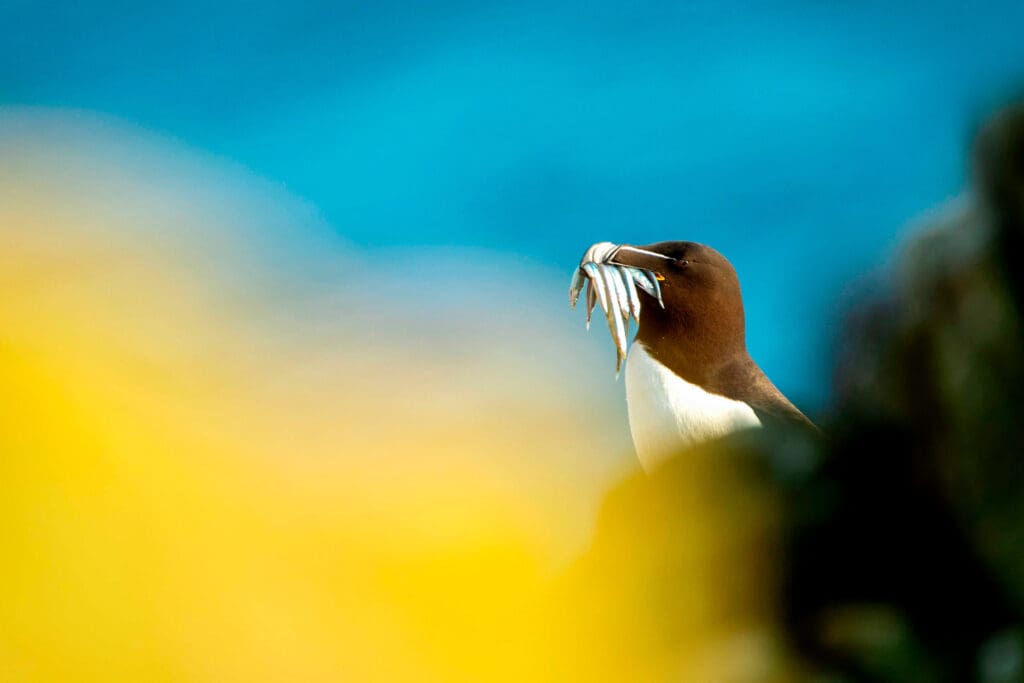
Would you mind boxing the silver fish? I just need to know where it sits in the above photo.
[583,241,618,265]
[585,278,596,329]
[599,265,628,369]
[569,243,663,373]
[627,267,656,297]
[618,266,641,322]
[627,267,664,308]
[569,267,585,308]
[608,265,632,322]
[582,262,609,314]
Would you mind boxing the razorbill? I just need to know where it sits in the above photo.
[570,240,815,470]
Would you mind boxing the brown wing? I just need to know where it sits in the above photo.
[713,355,819,432]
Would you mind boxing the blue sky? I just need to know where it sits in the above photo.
[4,1,1023,407]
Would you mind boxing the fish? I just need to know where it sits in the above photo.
[599,265,628,371]
[568,243,663,372]
[585,279,596,330]
[626,267,663,307]
[581,262,609,315]
[569,267,585,308]
[617,266,641,322]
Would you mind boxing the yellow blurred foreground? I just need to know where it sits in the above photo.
[0,109,791,682]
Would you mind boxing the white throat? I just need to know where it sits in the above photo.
[624,343,761,471]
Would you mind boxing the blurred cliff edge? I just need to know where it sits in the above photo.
[562,102,1024,683]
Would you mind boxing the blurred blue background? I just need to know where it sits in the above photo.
[4,0,1024,408]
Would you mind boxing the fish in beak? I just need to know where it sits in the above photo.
[568,242,665,374]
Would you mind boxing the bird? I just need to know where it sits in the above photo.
[570,240,815,470]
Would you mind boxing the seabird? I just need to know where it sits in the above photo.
[570,240,815,470]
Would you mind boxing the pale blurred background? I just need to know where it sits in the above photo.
[4,3,1024,682]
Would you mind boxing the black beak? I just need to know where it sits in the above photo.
[608,244,673,277]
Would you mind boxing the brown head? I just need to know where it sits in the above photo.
[610,241,748,384]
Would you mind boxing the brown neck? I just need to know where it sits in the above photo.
[634,301,749,389]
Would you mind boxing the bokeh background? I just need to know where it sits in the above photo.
[3,3,1024,682]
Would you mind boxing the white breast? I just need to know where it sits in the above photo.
[624,343,761,471]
